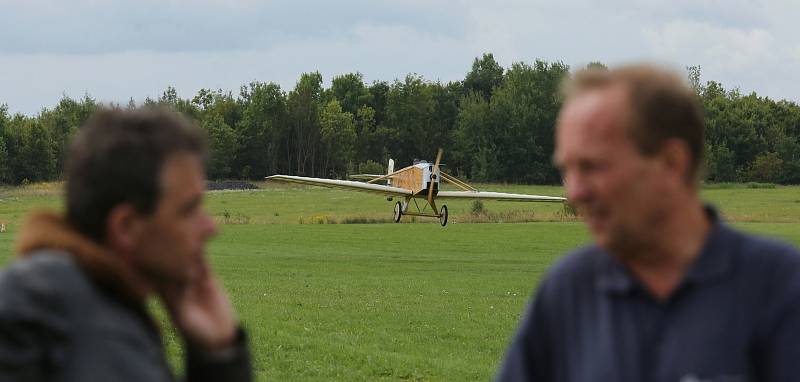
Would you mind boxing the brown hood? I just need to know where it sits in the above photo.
[15,211,151,305]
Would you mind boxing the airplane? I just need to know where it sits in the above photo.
[265,149,566,226]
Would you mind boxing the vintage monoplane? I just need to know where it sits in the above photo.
[266,149,566,226]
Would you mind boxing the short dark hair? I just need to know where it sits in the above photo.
[563,64,705,180]
[66,108,207,242]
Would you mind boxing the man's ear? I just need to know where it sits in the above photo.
[106,204,145,253]
[659,138,692,185]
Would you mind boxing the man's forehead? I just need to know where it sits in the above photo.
[159,154,204,197]
[559,87,630,140]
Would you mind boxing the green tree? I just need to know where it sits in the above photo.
[353,106,377,161]
[384,74,439,162]
[236,82,287,178]
[430,81,462,157]
[0,135,10,183]
[368,81,390,127]
[328,73,372,116]
[365,81,393,162]
[706,144,737,182]
[0,105,9,183]
[193,89,243,129]
[159,86,199,119]
[319,100,356,177]
[703,88,766,178]
[490,60,569,183]
[456,60,569,183]
[202,114,237,179]
[464,53,504,100]
[453,91,493,180]
[39,95,97,175]
[775,134,800,184]
[287,72,324,176]
[7,116,55,183]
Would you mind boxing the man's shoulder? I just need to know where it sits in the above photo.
[0,250,93,320]
[725,225,800,295]
[536,245,603,296]
[1,250,89,289]
[547,245,602,279]
[727,224,800,265]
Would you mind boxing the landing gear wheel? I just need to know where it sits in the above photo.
[393,201,402,223]
[439,204,448,227]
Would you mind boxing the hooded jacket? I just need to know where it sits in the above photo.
[0,212,251,381]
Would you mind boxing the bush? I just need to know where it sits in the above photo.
[744,182,776,189]
[561,202,579,218]
[358,160,385,175]
[299,215,334,224]
[470,200,486,215]
[744,152,783,183]
[703,182,776,189]
[220,209,251,224]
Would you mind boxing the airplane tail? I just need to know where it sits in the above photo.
[387,159,394,186]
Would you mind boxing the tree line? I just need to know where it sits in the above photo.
[1,54,799,185]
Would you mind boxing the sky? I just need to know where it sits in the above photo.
[1,0,798,115]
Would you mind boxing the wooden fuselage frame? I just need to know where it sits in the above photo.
[385,163,437,195]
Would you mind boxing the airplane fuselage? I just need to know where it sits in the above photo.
[390,162,441,196]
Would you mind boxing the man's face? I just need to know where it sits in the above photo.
[135,154,217,285]
[554,87,670,255]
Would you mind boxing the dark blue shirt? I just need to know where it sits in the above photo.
[497,214,800,382]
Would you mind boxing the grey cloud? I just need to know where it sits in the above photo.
[0,0,797,115]
[0,22,474,115]
[0,1,467,54]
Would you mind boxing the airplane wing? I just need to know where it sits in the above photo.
[348,174,384,181]
[266,175,413,197]
[436,191,566,202]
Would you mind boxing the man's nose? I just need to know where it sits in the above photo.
[201,210,218,239]
[565,174,591,203]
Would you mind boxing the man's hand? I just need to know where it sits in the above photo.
[159,262,237,351]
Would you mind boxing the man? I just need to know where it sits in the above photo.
[497,65,800,381]
[0,109,251,381]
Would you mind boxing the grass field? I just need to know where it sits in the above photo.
[1,182,799,381]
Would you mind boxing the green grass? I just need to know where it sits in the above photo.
[699,187,800,223]
[208,223,588,380]
[1,182,799,380]
[202,182,571,225]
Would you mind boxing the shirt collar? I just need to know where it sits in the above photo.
[683,206,736,285]
[595,205,735,296]
[595,252,636,294]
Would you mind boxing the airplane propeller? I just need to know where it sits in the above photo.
[427,148,443,207]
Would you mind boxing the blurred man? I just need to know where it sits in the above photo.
[497,65,800,381]
[0,109,251,381]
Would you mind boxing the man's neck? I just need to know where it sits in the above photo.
[112,249,157,298]
[622,198,711,302]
